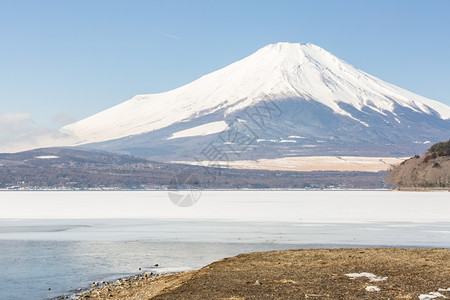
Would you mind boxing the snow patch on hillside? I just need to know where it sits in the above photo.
[167,121,229,140]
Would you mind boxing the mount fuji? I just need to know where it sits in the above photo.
[61,42,450,161]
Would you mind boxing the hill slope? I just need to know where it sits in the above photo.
[387,140,450,188]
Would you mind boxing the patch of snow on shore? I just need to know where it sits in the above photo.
[365,286,380,292]
[345,272,388,282]
[419,292,448,300]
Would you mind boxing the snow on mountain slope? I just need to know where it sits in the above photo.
[167,121,229,140]
[61,42,450,145]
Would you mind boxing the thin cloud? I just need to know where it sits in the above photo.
[156,30,181,40]
[0,112,31,129]
[0,112,76,153]
[52,112,77,125]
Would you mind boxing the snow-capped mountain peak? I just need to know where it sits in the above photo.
[61,42,450,145]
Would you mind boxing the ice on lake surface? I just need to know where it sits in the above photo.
[0,191,449,299]
[1,191,449,246]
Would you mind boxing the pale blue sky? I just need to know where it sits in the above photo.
[1,0,450,128]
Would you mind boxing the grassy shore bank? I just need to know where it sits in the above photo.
[76,248,449,300]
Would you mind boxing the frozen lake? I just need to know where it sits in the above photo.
[0,191,449,299]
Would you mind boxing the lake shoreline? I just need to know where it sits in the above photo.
[75,248,450,300]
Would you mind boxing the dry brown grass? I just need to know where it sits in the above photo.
[78,248,450,300]
[388,156,449,187]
